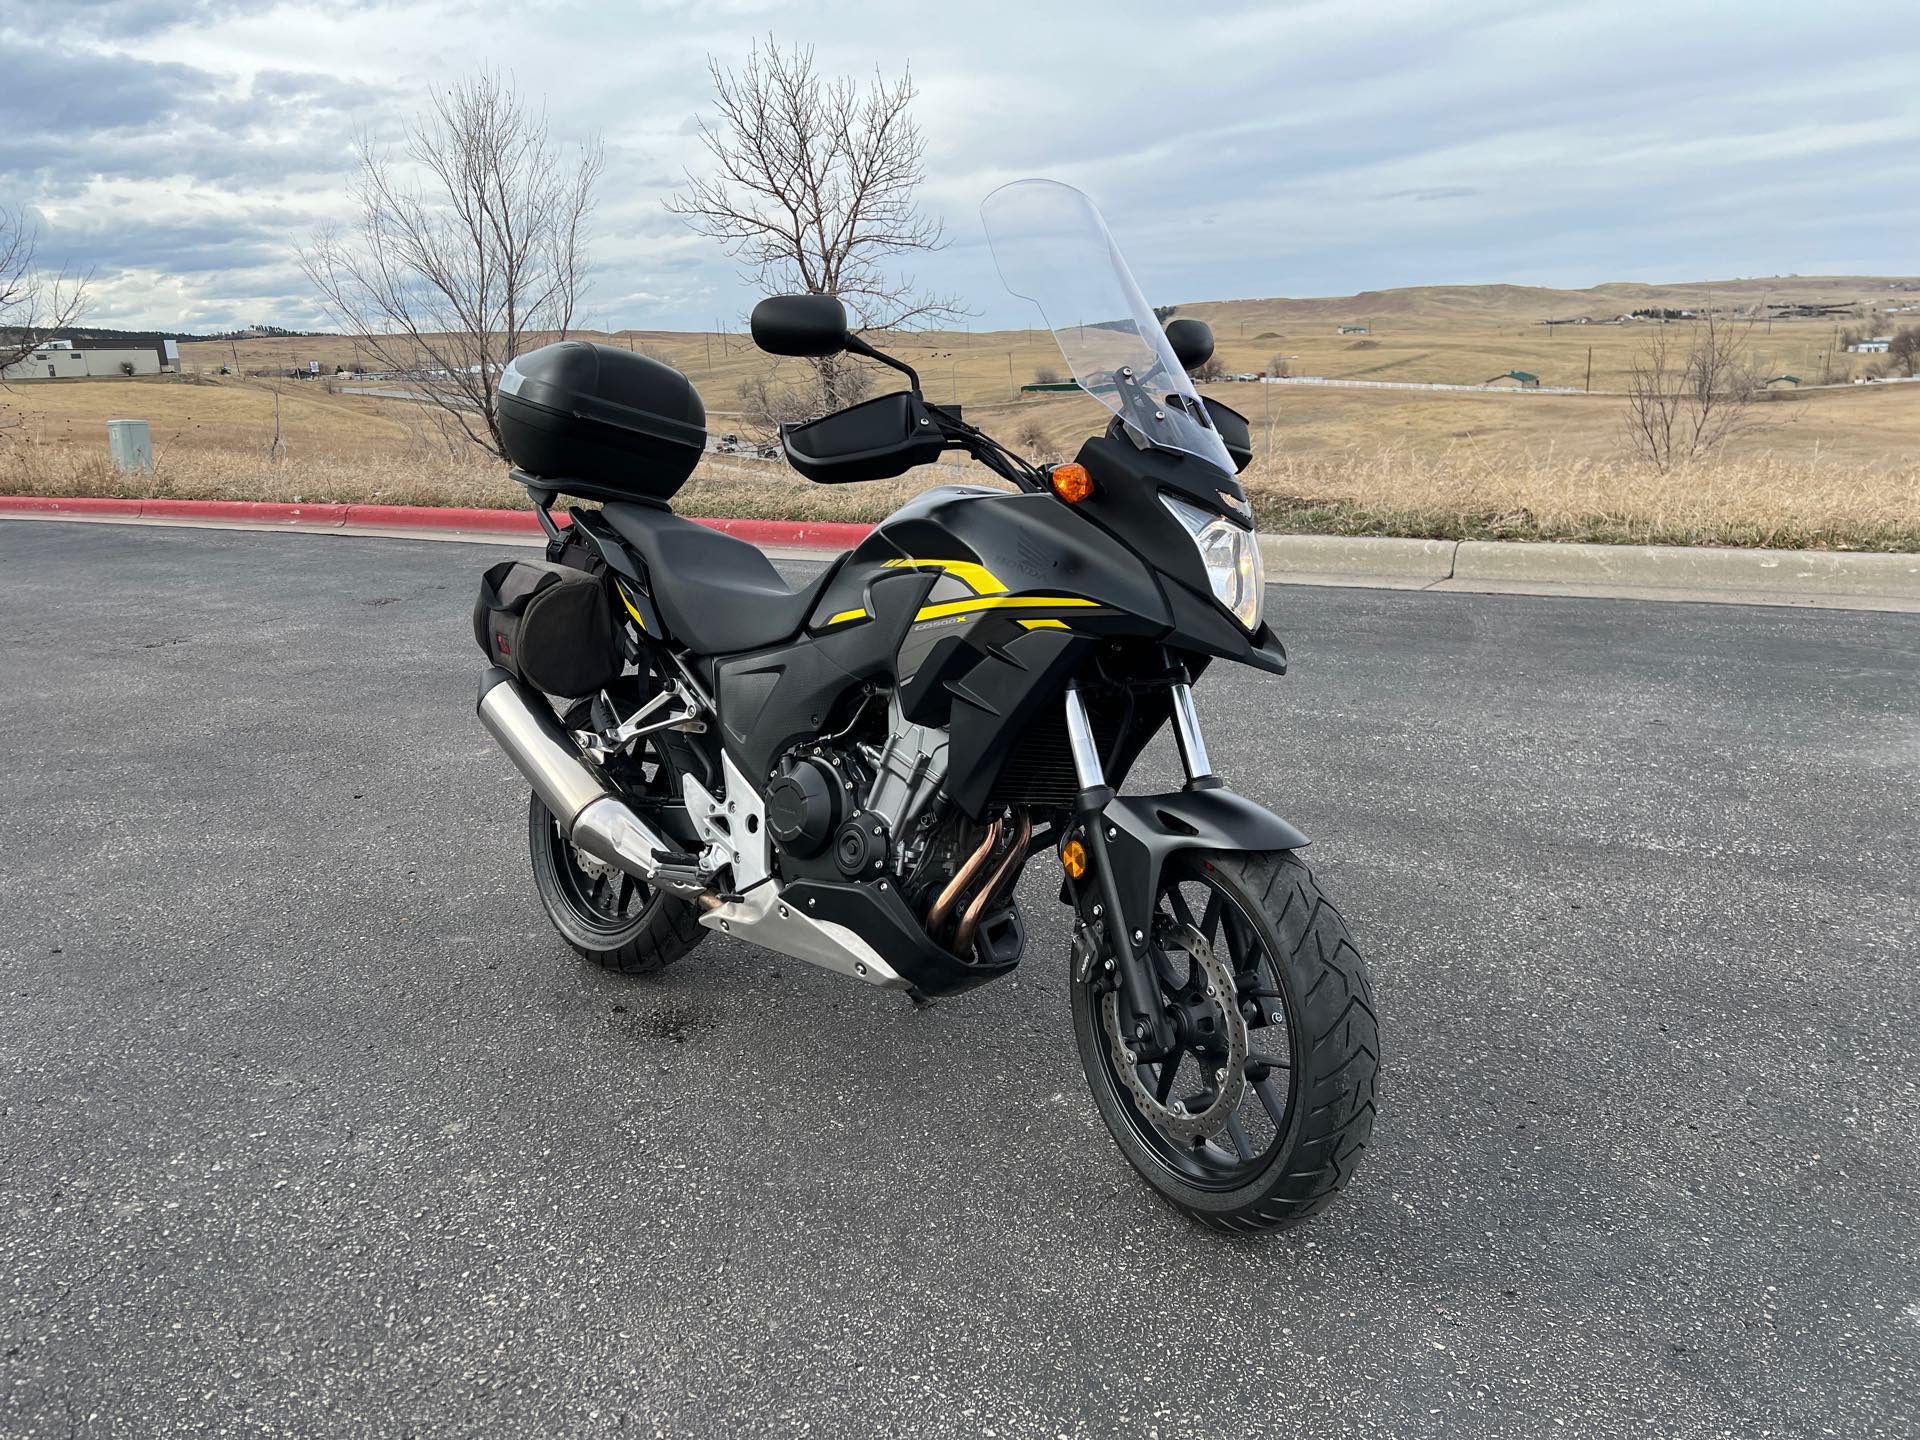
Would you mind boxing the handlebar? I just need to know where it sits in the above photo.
[923,401,1047,492]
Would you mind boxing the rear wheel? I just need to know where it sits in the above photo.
[1072,849,1378,1232]
[526,740,705,975]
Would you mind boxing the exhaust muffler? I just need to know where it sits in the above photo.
[476,667,699,893]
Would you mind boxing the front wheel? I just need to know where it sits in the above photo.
[1072,849,1378,1232]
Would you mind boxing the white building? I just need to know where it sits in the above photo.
[0,336,168,380]
[1847,336,1892,354]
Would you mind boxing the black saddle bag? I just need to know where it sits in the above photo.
[472,557,620,698]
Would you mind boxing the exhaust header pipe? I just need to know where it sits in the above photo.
[476,668,699,894]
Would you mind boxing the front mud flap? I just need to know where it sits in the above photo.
[1098,785,1309,952]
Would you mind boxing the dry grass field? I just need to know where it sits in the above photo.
[4,275,1916,549]
[171,272,1919,400]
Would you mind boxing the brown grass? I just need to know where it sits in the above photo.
[1245,447,1920,551]
[179,271,1920,403]
[5,298,1916,551]
[7,433,1913,551]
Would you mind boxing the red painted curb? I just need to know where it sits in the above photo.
[0,495,145,518]
[341,503,546,533]
[0,494,874,551]
[141,498,353,526]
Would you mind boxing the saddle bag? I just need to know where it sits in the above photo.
[472,558,620,698]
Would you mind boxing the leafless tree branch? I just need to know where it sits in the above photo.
[0,205,89,378]
[299,70,603,457]
[1621,305,1756,470]
[734,359,872,444]
[668,38,958,412]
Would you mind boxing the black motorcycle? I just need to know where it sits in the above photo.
[472,180,1376,1231]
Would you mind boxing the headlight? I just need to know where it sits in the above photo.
[1161,493,1264,630]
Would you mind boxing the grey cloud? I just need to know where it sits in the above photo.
[26,0,334,43]
[0,37,391,196]
[57,217,306,278]
[5,0,1916,333]
[1397,189,1482,203]
[0,38,204,132]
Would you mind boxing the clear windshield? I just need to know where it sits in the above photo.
[980,179,1234,476]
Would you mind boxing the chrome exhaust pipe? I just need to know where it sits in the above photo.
[476,667,688,888]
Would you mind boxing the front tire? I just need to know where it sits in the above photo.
[527,791,706,975]
[1072,849,1378,1232]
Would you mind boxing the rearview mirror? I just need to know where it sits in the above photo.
[1199,396,1253,473]
[1164,318,1214,373]
[750,294,850,358]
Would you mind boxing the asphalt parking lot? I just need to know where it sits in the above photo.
[2,518,1915,1439]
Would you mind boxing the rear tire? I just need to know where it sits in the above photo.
[527,791,706,976]
[1072,849,1378,1232]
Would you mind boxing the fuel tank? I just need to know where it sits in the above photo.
[805,485,1172,645]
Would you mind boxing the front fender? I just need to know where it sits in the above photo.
[1098,786,1309,940]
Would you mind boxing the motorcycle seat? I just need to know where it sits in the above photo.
[601,502,841,655]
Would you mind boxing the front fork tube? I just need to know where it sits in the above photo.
[1067,679,1209,1057]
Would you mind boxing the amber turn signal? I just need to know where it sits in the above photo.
[1049,463,1093,504]
[1060,837,1088,880]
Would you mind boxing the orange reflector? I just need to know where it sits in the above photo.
[1049,463,1093,504]
[1061,837,1088,880]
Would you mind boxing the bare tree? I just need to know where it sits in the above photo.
[1888,326,1920,378]
[1268,353,1291,378]
[1014,418,1053,462]
[735,359,872,444]
[300,71,603,457]
[1033,365,1061,386]
[1621,309,1757,470]
[668,39,957,411]
[1191,352,1229,383]
[0,206,87,377]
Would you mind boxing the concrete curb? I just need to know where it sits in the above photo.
[1451,540,1920,598]
[1260,535,1455,582]
[1258,532,1920,603]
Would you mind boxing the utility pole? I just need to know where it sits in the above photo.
[1585,347,1592,394]
[1007,352,1014,399]
[704,332,712,373]
[1261,362,1274,484]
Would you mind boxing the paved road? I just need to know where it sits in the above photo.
[2,520,1915,1439]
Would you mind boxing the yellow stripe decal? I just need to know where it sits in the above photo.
[819,559,1089,627]
[881,556,1008,595]
[615,581,647,632]
[913,595,1097,623]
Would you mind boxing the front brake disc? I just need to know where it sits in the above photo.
[1100,921,1247,1142]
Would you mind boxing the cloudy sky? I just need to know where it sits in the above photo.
[5,0,1916,334]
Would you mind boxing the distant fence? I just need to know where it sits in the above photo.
[1260,375,1591,396]
[1252,373,1918,397]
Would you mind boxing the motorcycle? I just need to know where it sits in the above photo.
[471,179,1377,1231]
